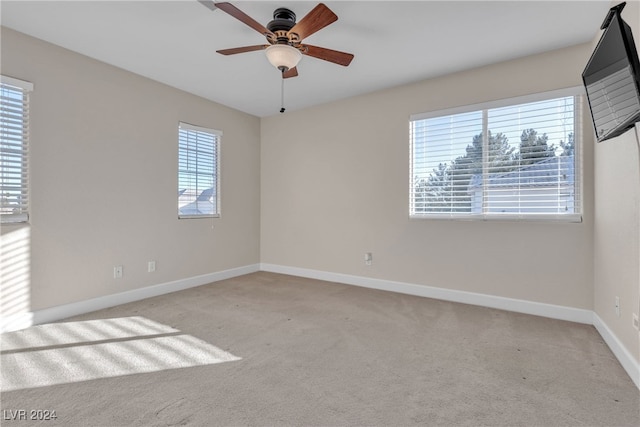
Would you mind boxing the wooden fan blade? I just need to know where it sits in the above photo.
[214,2,273,36]
[217,45,268,55]
[289,3,337,41]
[302,44,354,66]
[283,67,299,79]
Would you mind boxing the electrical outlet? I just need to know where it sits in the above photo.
[148,261,156,273]
[113,266,123,279]
[364,252,372,266]
[615,296,620,317]
[633,313,639,330]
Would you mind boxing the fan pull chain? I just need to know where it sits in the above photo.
[280,73,286,113]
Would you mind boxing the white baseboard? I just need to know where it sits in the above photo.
[1,264,259,333]
[260,263,594,324]
[4,262,638,390]
[593,313,640,389]
[0,312,35,334]
[261,263,638,389]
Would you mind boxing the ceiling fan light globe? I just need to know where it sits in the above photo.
[265,44,302,71]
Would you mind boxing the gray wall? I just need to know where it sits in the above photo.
[0,28,261,316]
[593,0,640,364]
[261,43,595,310]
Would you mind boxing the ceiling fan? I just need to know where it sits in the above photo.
[205,1,354,79]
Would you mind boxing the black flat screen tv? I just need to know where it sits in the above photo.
[582,2,640,142]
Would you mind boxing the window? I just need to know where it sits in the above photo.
[410,88,582,221]
[1,76,33,224]
[178,122,221,219]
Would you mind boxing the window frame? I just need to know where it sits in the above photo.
[1,75,33,224]
[409,87,583,222]
[178,122,221,220]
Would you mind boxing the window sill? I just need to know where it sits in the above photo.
[409,213,583,223]
[178,214,221,220]
[1,213,29,224]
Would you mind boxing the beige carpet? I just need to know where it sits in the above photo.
[1,272,638,426]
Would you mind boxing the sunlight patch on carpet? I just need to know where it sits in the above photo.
[0,316,241,391]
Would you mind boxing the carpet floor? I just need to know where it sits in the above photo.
[1,272,639,426]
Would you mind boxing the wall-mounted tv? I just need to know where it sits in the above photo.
[582,2,640,142]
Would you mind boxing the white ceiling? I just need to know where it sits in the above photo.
[1,0,611,117]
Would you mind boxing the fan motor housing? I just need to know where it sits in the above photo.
[267,8,296,33]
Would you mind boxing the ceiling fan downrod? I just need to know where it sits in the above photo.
[280,73,286,113]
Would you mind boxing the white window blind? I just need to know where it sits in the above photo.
[1,76,33,224]
[178,122,221,219]
[410,88,582,221]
